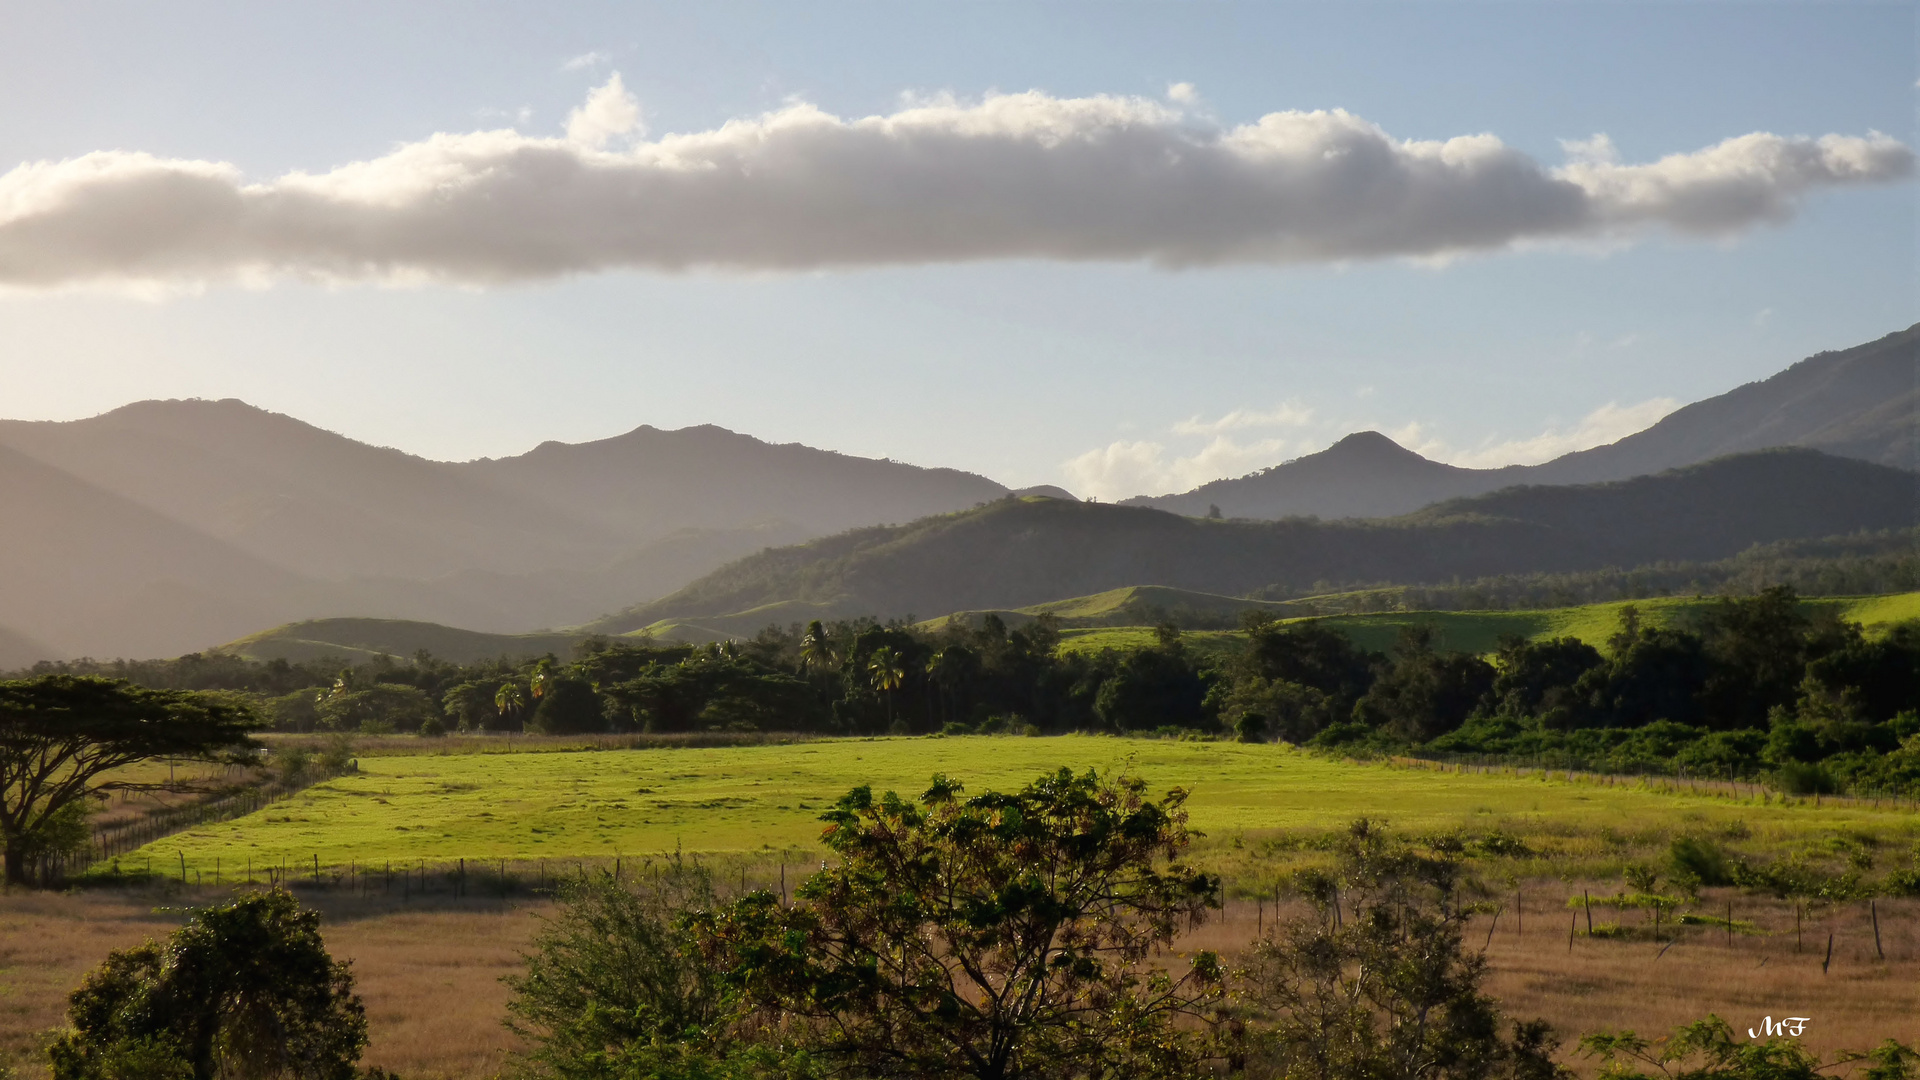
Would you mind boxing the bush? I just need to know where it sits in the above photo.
[47,889,368,1080]
[1580,1014,1915,1080]
[418,716,446,738]
[1669,837,1735,887]
[317,735,357,777]
[1773,762,1837,795]
[1236,713,1269,743]
[1240,820,1563,1080]
[274,745,311,787]
[505,858,722,1080]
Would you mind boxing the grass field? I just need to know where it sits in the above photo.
[122,736,1920,880]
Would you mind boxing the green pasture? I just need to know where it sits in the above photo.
[1060,593,1917,658]
[122,736,1916,877]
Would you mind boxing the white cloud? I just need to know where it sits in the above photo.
[1166,82,1199,104]
[0,82,1909,290]
[1441,397,1680,468]
[565,73,643,147]
[1062,434,1302,501]
[561,51,611,72]
[1169,400,1314,435]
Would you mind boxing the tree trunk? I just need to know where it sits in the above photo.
[4,838,27,887]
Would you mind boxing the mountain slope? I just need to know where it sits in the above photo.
[0,400,1008,656]
[1128,323,1917,520]
[464,423,1008,537]
[0,443,313,659]
[1533,323,1917,482]
[600,448,1918,632]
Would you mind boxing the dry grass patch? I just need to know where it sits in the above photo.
[0,886,544,1080]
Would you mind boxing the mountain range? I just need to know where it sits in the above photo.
[595,448,1918,638]
[1126,323,1917,520]
[0,324,1913,665]
[0,404,1004,662]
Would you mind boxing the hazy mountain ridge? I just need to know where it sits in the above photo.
[1127,324,1917,519]
[0,402,1007,659]
[603,448,1917,633]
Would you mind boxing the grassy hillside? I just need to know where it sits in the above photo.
[222,618,590,665]
[1051,592,1919,657]
[920,585,1311,632]
[123,736,1914,873]
[594,450,1916,635]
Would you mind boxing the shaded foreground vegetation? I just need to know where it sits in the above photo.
[29,772,1920,1080]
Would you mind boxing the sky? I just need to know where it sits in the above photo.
[0,2,1912,499]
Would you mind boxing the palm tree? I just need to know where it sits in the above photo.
[867,646,906,728]
[494,682,528,729]
[529,658,554,701]
[801,621,838,690]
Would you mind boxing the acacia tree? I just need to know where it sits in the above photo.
[0,675,258,886]
[695,769,1225,1080]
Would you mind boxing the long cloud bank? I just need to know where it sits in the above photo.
[0,79,1910,289]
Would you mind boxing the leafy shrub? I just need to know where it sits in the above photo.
[1773,762,1837,795]
[317,735,357,776]
[1240,820,1563,1080]
[1580,1014,1915,1080]
[505,858,722,1080]
[1669,837,1735,887]
[47,889,368,1080]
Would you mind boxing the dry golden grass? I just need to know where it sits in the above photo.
[3,883,1915,1079]
[1188,888,1920,1071]
[0,885,541,1080]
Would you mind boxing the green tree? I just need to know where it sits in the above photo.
[0,675,258,886]
[1352,627,1496,743]
[695,769,1224,1080]
[47,889,369,1080]
[314,685,433,734]
[1240,821,1564,1080]
[528,679,605,735]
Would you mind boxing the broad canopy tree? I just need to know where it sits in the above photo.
[0,674,259,885]
[696,768,1225,1080]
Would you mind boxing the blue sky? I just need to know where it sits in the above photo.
[0,2,1911,497]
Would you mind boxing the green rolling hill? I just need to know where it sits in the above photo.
[220,618,591,665]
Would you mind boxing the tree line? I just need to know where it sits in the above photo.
[14,586,1920,795]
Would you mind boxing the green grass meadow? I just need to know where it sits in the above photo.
[123,736,1918,879]
[1059,593,1917,658]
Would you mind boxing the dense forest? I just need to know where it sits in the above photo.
[20,585,1920,796]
